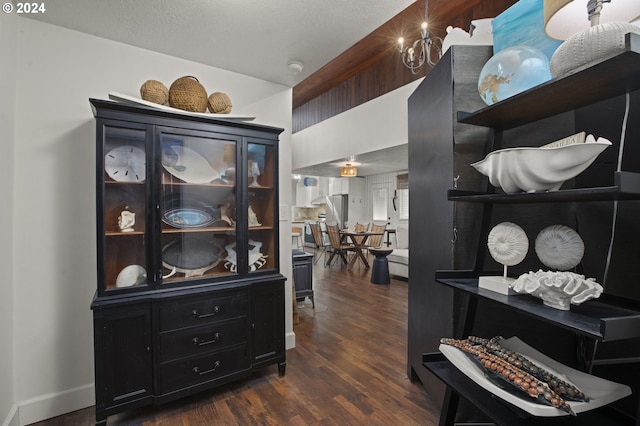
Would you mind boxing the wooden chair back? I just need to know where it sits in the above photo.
[367,224,387,248]
[325,224,344,249]
[309,223,325,248]
[354,223,369,232]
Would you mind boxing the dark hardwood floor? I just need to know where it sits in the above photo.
[34,255,439,425]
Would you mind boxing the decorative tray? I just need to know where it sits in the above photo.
[108,92,255,121]
[439,336,631,417]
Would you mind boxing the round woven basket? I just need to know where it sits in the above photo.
[140,80,169,105]
[169,76,208,112]
[208,92,233,114]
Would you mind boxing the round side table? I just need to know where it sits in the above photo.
[369,248,393,285]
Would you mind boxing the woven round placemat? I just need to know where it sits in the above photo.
[208,92,233,114]
[140,80,169,105]
[169,76,208,112]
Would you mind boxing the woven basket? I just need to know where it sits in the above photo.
[169,76,208,112]
[140,80,169,105]
[208,92,233,114]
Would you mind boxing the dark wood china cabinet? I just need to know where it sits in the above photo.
[90,98,285,425]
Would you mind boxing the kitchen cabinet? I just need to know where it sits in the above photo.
[90,99,285,425]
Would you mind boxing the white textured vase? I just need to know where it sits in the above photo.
[550,22,640,78]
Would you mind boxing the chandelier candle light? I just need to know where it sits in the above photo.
[398,0,443,73]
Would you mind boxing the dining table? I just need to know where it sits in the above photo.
[340,229,386,269]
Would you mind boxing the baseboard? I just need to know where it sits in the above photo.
[1,404,19,426]
[17,383,94,425]
[285,330,296,350]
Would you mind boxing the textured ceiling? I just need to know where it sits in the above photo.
[18,0,414,87]
[17,0,414,177]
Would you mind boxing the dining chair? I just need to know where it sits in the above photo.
[325,224,354,267]
[309,222,329,265]
[355,223,369,232]
[366,223,387,256]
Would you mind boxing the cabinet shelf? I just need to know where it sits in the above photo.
[106,231,145,236]
[422,352,634,426]
[449,172,640,203]
[435,271,640,342]
[161,227,236,234]
[457,33,640,130]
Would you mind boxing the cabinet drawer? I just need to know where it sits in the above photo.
[158,290,247,331]
[159,345,249,393]
[159,318,248,362]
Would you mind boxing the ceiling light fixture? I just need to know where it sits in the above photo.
[339,155,359,177]
[397,0,443,74]
[340,164,358,177]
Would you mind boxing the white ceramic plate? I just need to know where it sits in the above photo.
[162,145,219,183]
[439,336,631,417]
[105,145,146,182]
[108,92,255,121]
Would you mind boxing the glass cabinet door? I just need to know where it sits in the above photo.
[159,129,239,284]
[102,125,149,292]
[247,141,276,274]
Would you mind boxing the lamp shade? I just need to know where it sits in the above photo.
[544,0,640,40]
[340,166,357,177]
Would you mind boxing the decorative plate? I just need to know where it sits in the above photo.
[105,145,146,182]
[535,225,584,271]
[161,236,222,277]
[162,196,220,228]
[162,145,219,183]
[487,222,528,266]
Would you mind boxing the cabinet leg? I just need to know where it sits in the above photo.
[278,361,286,377]
[95,413,107,426]
[439,387,459,426]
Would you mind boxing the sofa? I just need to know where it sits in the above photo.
[387,222,408,279]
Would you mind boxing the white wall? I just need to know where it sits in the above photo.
[7,18,293,425]
[0,10,17,426]
[291,78,422,170]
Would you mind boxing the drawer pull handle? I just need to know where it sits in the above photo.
[192,361,221,376]
[192,332,221,346]
[192,305,220,319]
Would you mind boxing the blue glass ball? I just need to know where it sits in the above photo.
[478,46,551,106]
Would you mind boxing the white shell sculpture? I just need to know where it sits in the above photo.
[535,225,584,271]
[115,265,146,288]
[471,134,611,193]
[512,270,603,310]
[487,222,529,266]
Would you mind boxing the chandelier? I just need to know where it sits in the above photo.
[397,0,443,73]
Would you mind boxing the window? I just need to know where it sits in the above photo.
[396,173,409,221]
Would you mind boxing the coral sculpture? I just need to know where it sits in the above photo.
[512,270,603,310]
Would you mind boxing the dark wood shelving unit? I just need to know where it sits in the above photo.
[435,271,640,342]
[458,33,640,129]
[410,34,640,426]
[448,172,640,203]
